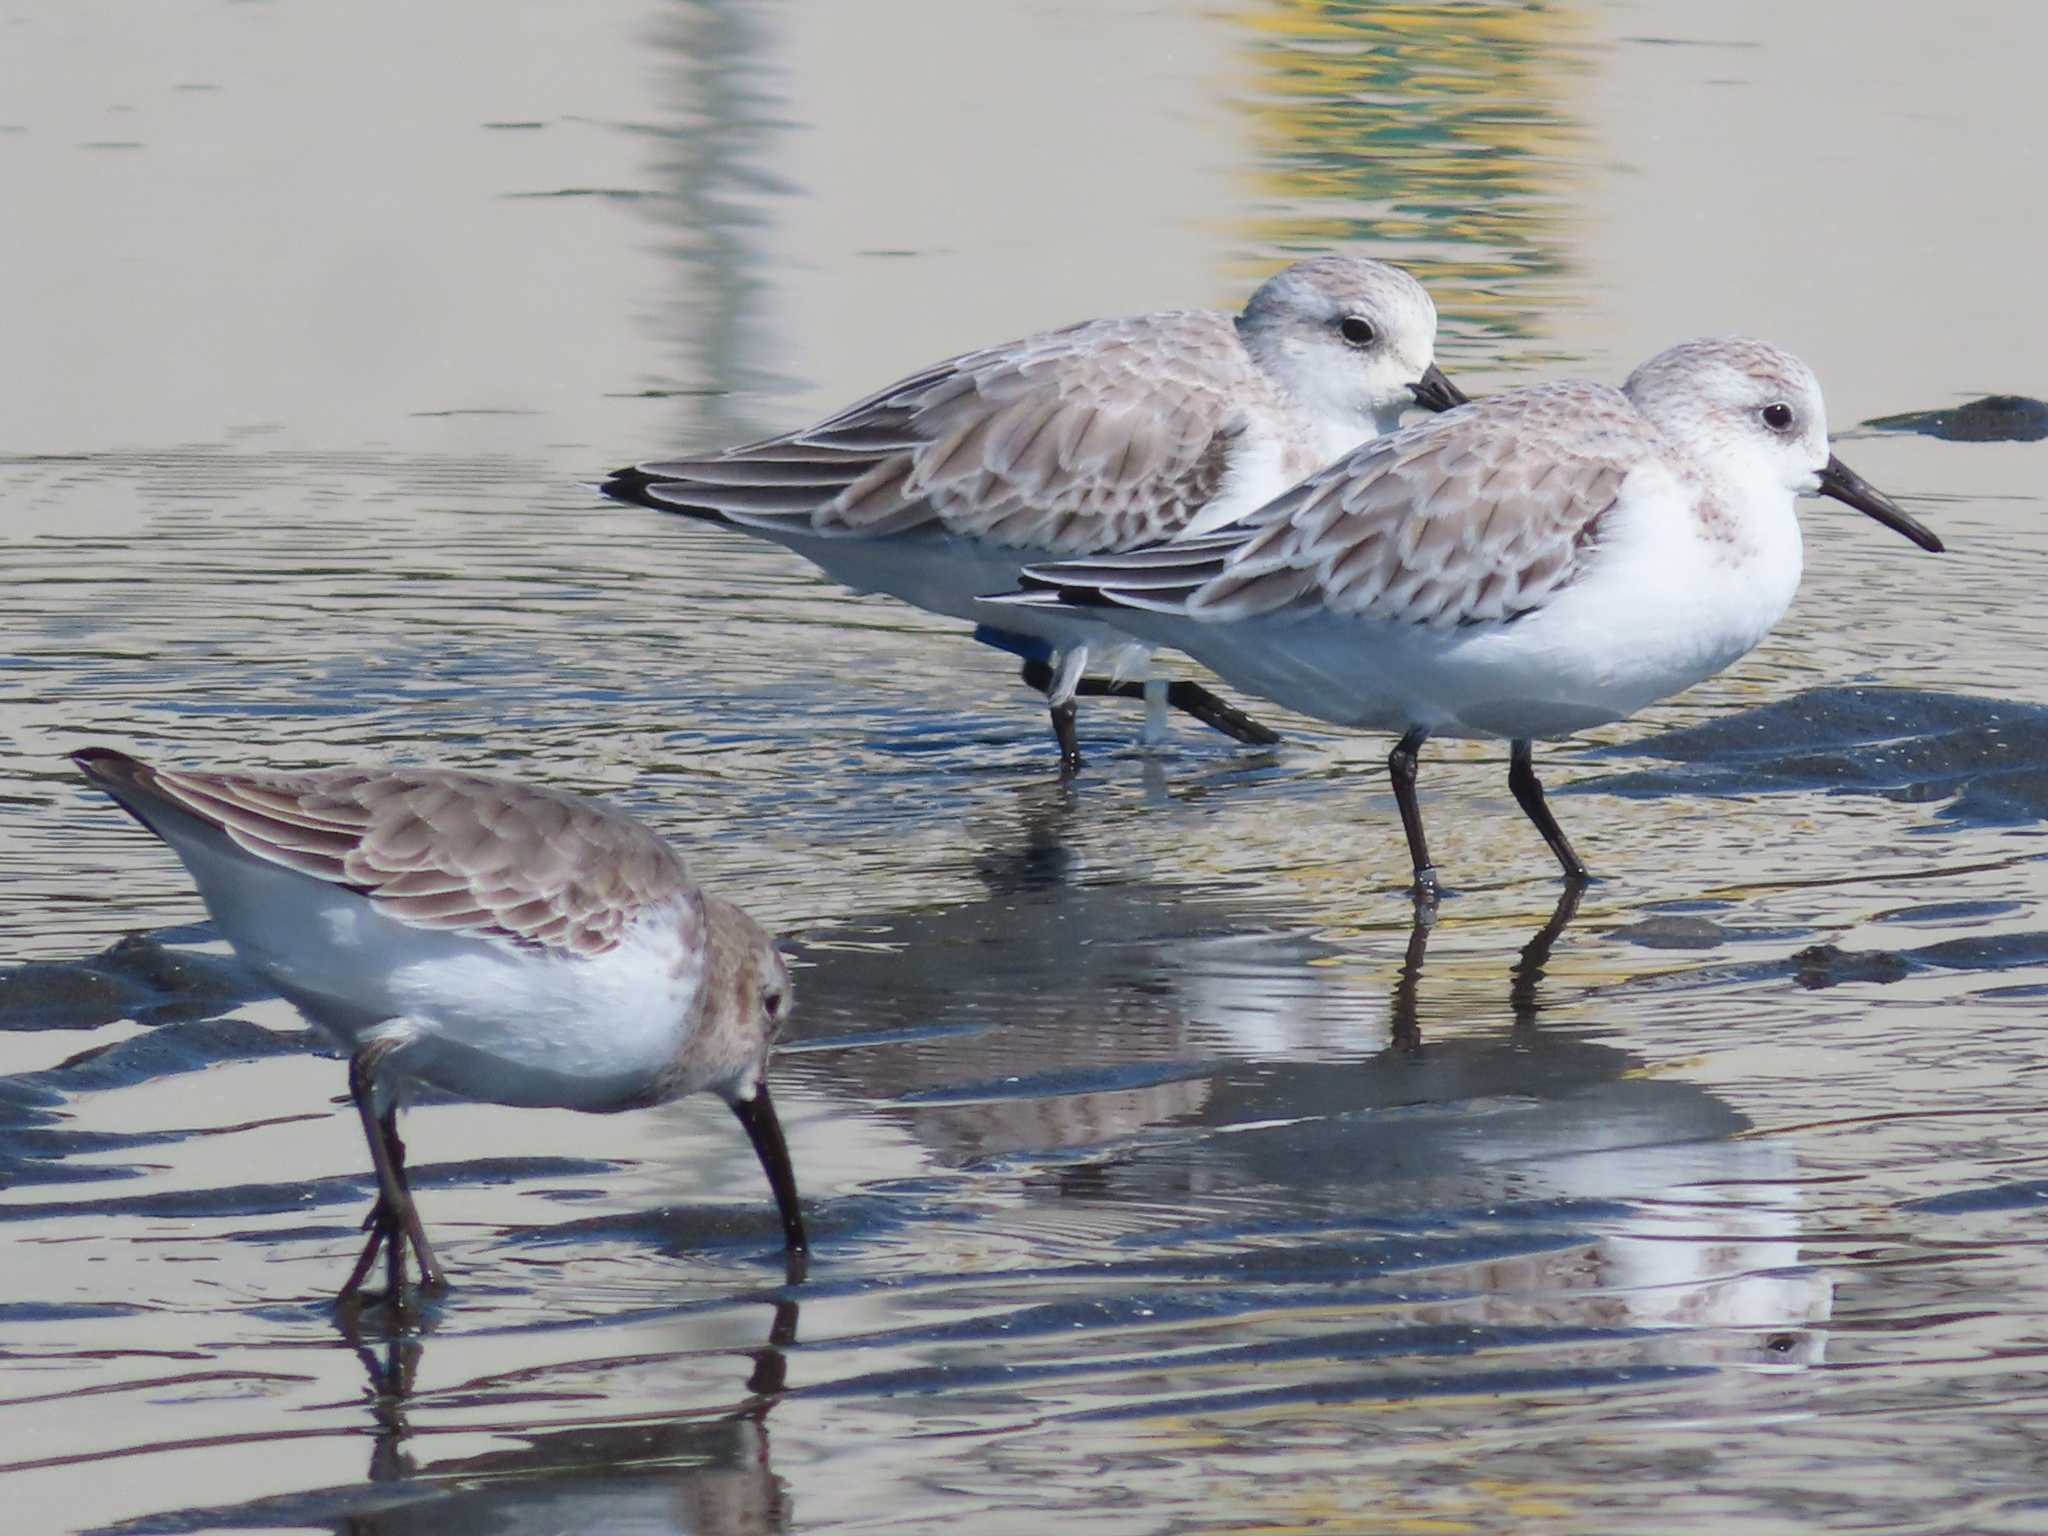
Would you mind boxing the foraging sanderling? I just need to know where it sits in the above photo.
[72,748,807,1300]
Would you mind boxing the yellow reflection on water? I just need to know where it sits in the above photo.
[1226,0,1594,346]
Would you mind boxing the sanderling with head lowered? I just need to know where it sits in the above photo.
[602,252,1464,772]
[993,336,1945,897]
[72,748,807,1302]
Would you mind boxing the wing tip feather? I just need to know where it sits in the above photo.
[71,745,172,820]
[71,745,146,786]
[598,466,732,525]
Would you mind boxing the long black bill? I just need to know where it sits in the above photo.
[731,1081,808,1256]
[1409,362,1469,413]
[1817,453,1944,553]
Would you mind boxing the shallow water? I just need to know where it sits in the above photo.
[4,2,2046,1532]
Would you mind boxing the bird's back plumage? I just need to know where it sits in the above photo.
[605,309,1297,557]
[73,748,689,959]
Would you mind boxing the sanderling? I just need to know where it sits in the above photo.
[994,336,1944,896]
[602,252,1464,772]
[71,748,807,1300]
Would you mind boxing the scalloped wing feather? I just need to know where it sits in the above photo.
[1184,382,1647,627]
[628,311,1264,555]
[102,758,690,958]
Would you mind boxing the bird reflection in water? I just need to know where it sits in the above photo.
[318,1292,801,1534]
[1387,882,1583,1054]
[788,785,1830,1380]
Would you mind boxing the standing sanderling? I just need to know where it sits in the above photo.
[603,253,1464,772]
[71,748,808,1301]
[993,336,1944,896]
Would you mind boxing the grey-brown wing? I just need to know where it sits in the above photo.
[1024,381,1647,628]
[616,310,1265,555]
[76,749,688,957]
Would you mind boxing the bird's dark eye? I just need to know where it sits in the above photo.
[763,988,786,1020]
[1761,402,1795,431]
[1339,316,1376,347]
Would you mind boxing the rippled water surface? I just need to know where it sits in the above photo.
[5,3,2046,1532]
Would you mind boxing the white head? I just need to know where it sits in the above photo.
[1623,337,1943,552]
[1236,253,1464,440]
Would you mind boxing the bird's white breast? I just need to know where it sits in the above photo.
[374,903,704,1110]
[1180,417,1362,540]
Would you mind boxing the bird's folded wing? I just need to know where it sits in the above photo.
[77,750,689,957]
[616,311,1261,555]
[1019,381,1646,630]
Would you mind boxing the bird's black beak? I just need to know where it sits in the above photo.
[1409,362,1469,413]
[731,1080,808,1257]
[1816,453,1944,553]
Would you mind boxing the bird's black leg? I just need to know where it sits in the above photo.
[378,1104,441,1298]
[1049,699,1083,775]
[342,1048,445,1302]
[1019,658,1281,749]
[1508,739,1590,884]
[1160,680,1282,746]
[1017,660,1084,773]
[339,1212,386,1302]
[1388,727,1438,901]
[340,1054,396,1303]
